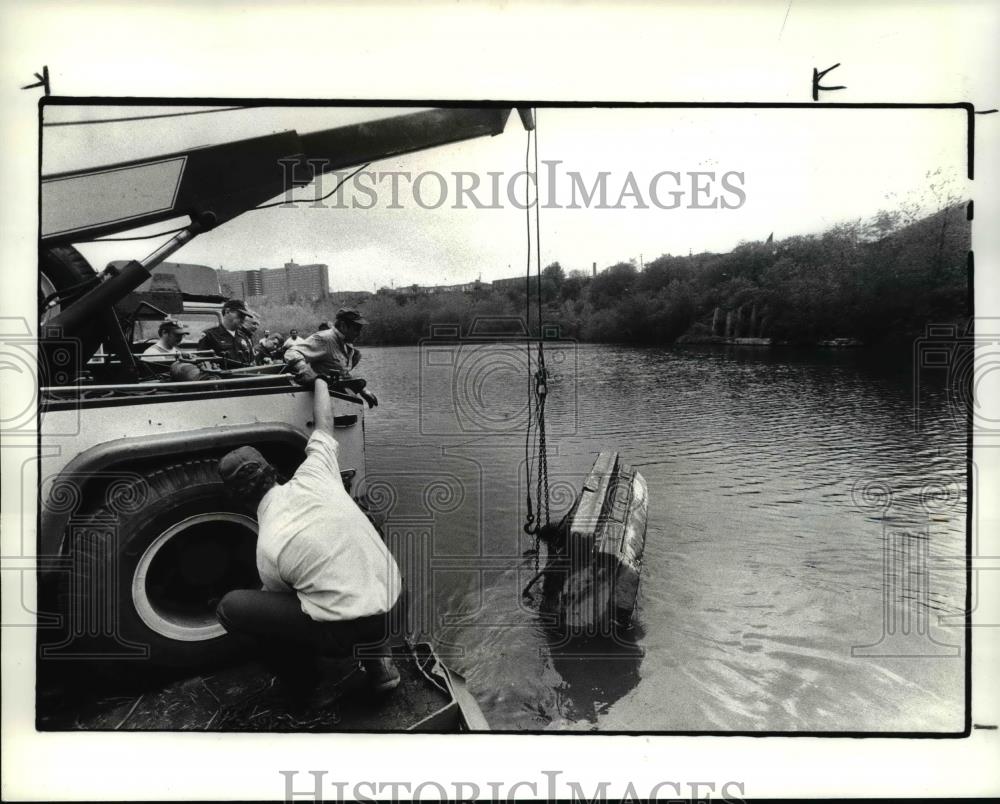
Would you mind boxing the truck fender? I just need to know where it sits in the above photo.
[40,422,308,561]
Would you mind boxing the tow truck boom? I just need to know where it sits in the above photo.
[40,105,533,357]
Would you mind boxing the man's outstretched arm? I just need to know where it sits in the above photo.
[313,377,335,435]
[284,346,317,384]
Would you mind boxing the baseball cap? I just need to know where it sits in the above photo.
[335,307,368,325]
[158,318,189,336]
[218,445,269,483]
[222,299,250,315]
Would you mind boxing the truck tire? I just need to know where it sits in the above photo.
[63,457,261,672]
[40,245,98,323]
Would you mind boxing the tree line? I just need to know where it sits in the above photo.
[254,201,970,348]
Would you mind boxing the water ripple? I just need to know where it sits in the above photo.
[359,343,966,731]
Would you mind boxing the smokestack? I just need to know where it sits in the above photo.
[592,261,596,277]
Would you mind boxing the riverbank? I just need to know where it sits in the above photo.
[674,334,865,348]
[256,202,968,353]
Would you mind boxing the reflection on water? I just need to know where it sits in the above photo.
[545,628,646,728]
[359,343,967,731]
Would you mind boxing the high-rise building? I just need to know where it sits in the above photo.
[282,261,329,302]
[245,270,263,297]
[260,267,287,299]
[217,261,328,303]
[216,268,254,301]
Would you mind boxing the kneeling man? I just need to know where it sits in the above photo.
[216,377,402,704]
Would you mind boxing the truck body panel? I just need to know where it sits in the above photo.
[39,383,365,556]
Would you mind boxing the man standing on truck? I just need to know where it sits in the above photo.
[283,308,378,407]
[215,376,403,705]
[198,299,255,366]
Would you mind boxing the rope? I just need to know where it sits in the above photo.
[535,357,550,529]
[523,125,536,544]
[521,112,551,573]
[532,115,550,531]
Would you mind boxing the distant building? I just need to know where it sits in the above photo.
[380,284,423,296]
[378,279,487,296]
[245,270,263,297]
[426,280,484,294]
[218,261,329,303]
[259,267,286,299]
[491,276,524,291]
[281,261,328,301]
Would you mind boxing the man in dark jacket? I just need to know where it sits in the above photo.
[240,315,260,342]
[198,299,255,367]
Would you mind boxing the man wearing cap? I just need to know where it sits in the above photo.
[142,318,189,361]
[198,299,255,366]
[283,308,378,407]
[215,377,403,704]
[241,315,261,342]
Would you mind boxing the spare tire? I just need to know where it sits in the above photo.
[56,457,262,672]
[40,245,98,324]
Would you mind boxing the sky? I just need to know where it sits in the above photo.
[43,104,969,293]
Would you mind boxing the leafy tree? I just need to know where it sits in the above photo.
[560,273,587,302]
[589,262,638,309]
[539,261,565,303]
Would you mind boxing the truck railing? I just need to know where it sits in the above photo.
[41,373,365,404]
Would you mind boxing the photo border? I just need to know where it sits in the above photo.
[34,95,980,738]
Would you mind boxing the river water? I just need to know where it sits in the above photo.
[357,342,967,732]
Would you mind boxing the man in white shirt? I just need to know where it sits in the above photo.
[283,328,307,350]
[141,318,189,361]
[216,377,403,704]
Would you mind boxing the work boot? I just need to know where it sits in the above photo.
[361,656,401,694]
